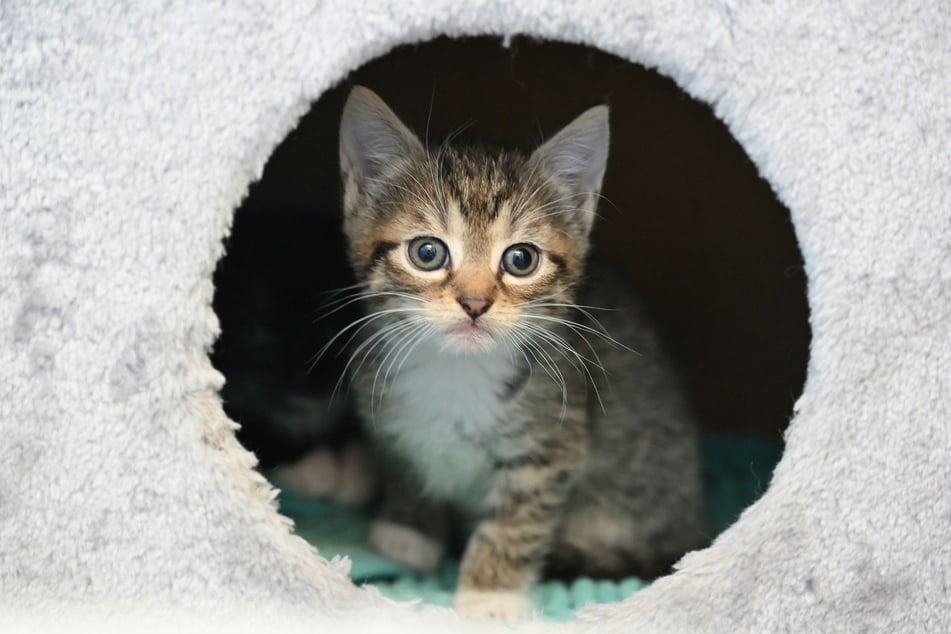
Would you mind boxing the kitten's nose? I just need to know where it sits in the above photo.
[458,296,492,319]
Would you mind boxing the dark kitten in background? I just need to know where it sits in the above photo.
[211,209,375,506]
[334,87,706,621]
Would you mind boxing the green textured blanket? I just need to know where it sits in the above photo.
[275,434,782,621]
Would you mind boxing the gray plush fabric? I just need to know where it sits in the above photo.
[2,1,948,632]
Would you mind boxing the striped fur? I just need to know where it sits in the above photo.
[336,87,705,621]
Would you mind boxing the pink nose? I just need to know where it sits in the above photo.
[458,296,492,319]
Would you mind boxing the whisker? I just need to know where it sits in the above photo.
[381,322,435,402]
[519,313,638,354]
[518,305,613,367]
[520,301,618,312]
[519,323,605,373]
[441,119,477,148]
[520,323,606,414]
[342,317,420,380]
[309,282,368,317]
[519,197,607,225]
[396,324,435,376]
[424,145,450,225]
[317,281,367,299]
[515,192,583,216]
[307,307,426,373]
[518,301,629,360]
[510,170,559,221]
[331,318,422,405]
[373,320,432,409]
[511,328,568,421]
[315,290,426,320]
[364,175,436,211]
[497,330,535,384]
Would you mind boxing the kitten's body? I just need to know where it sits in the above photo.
[336,88,705,620]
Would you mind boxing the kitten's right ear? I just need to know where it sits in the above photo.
[339,87,424,196]
[529,105,610,235]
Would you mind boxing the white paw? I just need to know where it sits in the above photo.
[367,519,444,573]
[453,588,533,622]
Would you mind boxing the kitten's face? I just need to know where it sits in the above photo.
[339,87,609,355]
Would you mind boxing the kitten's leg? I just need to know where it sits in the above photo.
[367,470,448,574]
[453,440,583,622]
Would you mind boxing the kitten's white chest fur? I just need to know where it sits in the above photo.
[369,341,522,507]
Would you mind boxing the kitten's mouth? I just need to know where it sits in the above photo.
[447,321,494,348]
[456,321,490,337]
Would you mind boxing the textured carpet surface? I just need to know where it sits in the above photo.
[276,434,783,620]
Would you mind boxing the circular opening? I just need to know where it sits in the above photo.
[211,36,809,621]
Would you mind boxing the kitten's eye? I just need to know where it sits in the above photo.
[407,237,449,271]
[501,243,540,277]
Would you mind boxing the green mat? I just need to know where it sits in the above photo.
[274,433,782,621]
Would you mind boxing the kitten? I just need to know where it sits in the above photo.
[334,86,705,621]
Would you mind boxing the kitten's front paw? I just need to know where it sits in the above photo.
[367,519,444,573]
[453,589,533,622]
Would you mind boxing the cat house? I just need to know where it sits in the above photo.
[2,1,947,632]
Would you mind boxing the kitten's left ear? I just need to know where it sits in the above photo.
[530,105,610,235]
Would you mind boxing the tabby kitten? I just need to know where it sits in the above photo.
[335,86,705,621]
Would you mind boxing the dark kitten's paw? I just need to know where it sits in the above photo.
[272,440,376,506]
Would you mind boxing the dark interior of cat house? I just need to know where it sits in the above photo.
[210,36,810,619]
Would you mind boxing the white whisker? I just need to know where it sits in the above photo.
[519,322,605,373]
[372,320,432,410]
[307,307,426,373]
[520,322,606,414]
[510,327,568,421]
[519,313,637,354]
[315,289,425,320]
[331,317,422,405]
[381,322,435,401]
[510,170,559,221]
